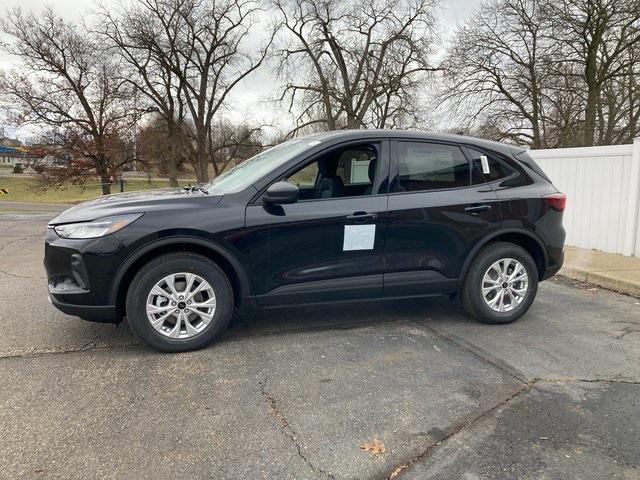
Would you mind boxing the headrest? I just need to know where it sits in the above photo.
[368,157,377,183]
[318,158,336,177]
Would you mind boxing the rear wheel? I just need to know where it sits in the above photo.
[461,242,538,324]
[125,253,233,352]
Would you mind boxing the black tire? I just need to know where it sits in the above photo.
[461,242,538,325]
[125,253,233,352]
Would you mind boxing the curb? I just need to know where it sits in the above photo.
[559,265,640,298]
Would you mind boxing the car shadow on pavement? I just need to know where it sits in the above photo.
[221,295,475,342]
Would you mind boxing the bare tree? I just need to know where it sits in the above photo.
[549,0,640,146]
[0,8,134,194]
[166,0,272,182]
[209,120,263,173]
[440,0,557,147]
[272,0,438,134]
[540,62,585,147]
[137,114,191,180]
[441,0,640,147]
[97,0,190,187]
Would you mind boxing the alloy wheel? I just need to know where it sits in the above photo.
[145,272,217,339]
[481,258,529,312]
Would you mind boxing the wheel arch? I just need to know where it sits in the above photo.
[459,229,548,285]
[110,237,251,321]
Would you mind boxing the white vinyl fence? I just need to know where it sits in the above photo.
[529,138,640,257]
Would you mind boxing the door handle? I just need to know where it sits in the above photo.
[464,205,492,214]
[346,211,377,223]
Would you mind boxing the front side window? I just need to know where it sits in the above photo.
[288,162,318,188]
[396,142,470,192]
[285,143,378,200]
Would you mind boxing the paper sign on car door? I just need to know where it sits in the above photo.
[343,225,375,251]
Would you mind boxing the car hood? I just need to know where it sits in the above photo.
[48,188,222,225]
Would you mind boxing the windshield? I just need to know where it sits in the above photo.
[204,138,320,194]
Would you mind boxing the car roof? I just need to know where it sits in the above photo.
[299,129,523,156]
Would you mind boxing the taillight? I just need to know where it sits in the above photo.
[543,192,566,211]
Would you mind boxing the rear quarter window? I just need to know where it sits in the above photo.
[467,147,517,184]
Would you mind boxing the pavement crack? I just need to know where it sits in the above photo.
[409,319,528,385]
[386,383,530,479]
[0,236,29,254]
[0,342,141,360]
[533,377,640,385]
[258,377,335,480]
[614,326,640,339]
[0,269,44,280]
[386,375,639,477]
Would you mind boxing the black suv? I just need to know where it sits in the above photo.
[45,130,566,352]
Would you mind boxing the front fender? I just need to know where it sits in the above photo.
[108,234,251,306]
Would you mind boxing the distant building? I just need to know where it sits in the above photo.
[0,144,33,166]
[0,133,43,167]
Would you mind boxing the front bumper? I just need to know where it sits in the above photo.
[49,295,117,323]
[45,227,123,323]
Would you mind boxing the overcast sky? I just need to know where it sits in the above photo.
[0,0,482,139]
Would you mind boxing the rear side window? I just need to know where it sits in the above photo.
[468,148,515,184]
[397,142,470,192]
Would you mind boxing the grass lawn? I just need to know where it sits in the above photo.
[0,175,194,203]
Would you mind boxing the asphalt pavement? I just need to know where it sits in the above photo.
[1,204,638,480]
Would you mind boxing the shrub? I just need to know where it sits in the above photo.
[12,163,24,174]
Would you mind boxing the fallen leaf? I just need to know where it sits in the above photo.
[389,465,406,478]
[360,439,386,455]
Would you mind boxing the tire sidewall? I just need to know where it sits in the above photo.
[465,244,538,324]
[126,255,233,352]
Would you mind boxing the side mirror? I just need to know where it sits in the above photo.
[263,181,299,205]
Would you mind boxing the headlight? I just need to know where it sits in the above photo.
[54,213,143,239]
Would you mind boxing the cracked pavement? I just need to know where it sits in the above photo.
[1,204,639,480]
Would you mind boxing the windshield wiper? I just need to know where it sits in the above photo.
[181,185,209,195]
[192,186,209,195]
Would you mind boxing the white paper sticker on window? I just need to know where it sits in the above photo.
[343,224,375,251]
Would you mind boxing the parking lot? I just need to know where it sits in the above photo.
[1,205,639,480]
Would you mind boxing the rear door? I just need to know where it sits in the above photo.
[382,139,502,296]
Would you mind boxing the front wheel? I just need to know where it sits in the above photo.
[125,253,233,352]
[461,242,538,324]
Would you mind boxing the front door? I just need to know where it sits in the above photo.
[383,140,502,296]
[245,140,389,305]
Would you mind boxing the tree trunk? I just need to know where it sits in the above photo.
[531,121,541,149]
[166,122,180,187]
[95,144,111,195]
[167,158,179,187]
[194,131,209,183]
[98,165,111,195]
[530,73,541,149]
[346,114,360,129]
[167,139,179,187]
[583,41,600,147]
[583,86,598,146]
